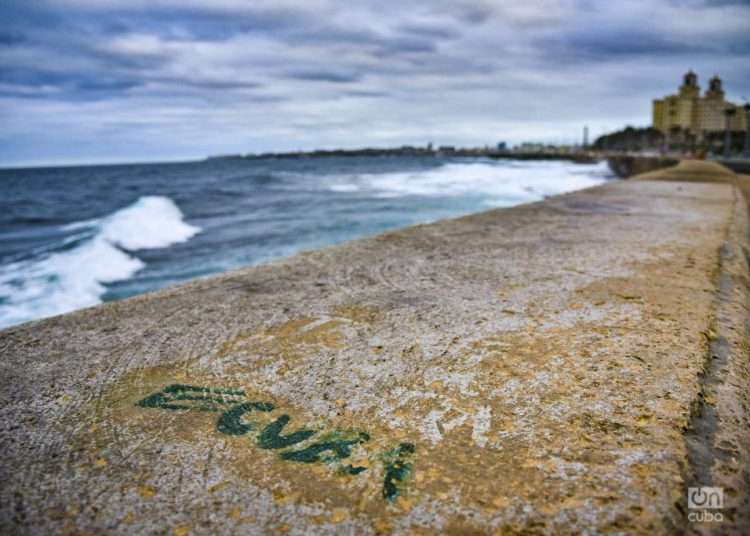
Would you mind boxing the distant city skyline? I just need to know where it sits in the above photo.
[1,0,749,167]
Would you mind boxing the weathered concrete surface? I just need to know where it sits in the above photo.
[632,160,736,184]
[629,161,750,535]
[634,160,750,224]
[2,178,750,535]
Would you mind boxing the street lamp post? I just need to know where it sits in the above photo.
[744,104,750,157]
[724,107,736,159]
[664,109,676,154]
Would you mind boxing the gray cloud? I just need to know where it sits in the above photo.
[534,30,716,63]
[0,32,25,46]
[395,22,462,41]
[286,70,362,83]
[0,0,749,166]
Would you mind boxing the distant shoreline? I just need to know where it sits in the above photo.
[1,148,597,172]
[207,146,599,163]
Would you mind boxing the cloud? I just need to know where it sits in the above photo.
[535,29,713,63]
[0,0,749,166]
[0,31,25,46]
[286,70,362,84]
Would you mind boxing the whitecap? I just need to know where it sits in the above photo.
[0,196,200,329]
[325,159,610,204]
[99,196,200,250]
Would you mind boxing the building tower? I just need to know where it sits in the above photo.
[699,75,729,135]
[679,70,700,99]
[705,75,724,99]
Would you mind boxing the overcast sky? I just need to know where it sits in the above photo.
[1,0,749,167]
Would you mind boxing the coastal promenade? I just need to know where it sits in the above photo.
[2,164,749,534]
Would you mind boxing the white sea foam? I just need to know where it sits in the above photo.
[100,196,201,250]
[0,196,200,329]
[326,160,610,204]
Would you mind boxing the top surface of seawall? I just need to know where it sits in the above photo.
[632,159,737,183]
[1,178,748,534]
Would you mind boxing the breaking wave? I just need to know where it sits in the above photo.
[0,196,200,328]
[324,159,610,205]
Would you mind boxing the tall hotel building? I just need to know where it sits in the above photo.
[652,71,746,138]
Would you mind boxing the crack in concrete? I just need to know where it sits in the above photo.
[682,184,750,534]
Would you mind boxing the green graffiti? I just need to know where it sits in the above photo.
[281,431,370,465]
[135,384,416,502]
[258,415,316,449]
[216,401,275,436]
[341,464,368,475]
[136,384,246,411]
[382,442,415,502]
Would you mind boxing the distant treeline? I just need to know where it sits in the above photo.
[593,127,664,151]
[594,125,747,154]
[207,146,596,162]
[208,146,443,161]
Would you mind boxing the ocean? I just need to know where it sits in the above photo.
[0,156,612,329]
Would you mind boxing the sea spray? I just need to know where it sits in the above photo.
[324,160,610,204]
[0,196,200,328]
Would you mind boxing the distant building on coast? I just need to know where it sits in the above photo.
[652,71,746,138]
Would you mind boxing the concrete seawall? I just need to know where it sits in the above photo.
[606,154,679,178]
[2,168,750,534]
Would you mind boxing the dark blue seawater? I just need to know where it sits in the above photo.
[0,156,611,328]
